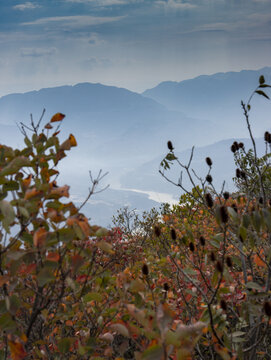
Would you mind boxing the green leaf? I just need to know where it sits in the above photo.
[24,136,32,147]
[18,206,29,219]
[95,227,108,237]
[0,313,16,331]
[0,156,31,176]
[82,292,103,303]
[58,338,71,353]
[255,90,270,100]
[110,323,129,337]
[0,200,15,231]
[142,345,164,360]
[259,75,265,85]
[3,181,19,191]
[129,279,145,292]
[239,226,247,242]
[7,295,20,315]
[166,153,177,161]
[37,268,55,287]
[6,251,24,262]
[228,207,238,221]
[242,214,250,228]
[96,240,114,254]
[57,228,75,243]
[245,281,262,291]
[252,211,262,233]
[232,331,246,337]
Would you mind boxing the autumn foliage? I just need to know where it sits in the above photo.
[0,76,271,359]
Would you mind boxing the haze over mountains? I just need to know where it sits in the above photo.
[0,67,270,225]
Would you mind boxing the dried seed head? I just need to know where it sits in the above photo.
[154,226,161,237]
[223,191,230,200]
[268,133,271,144]
[205,193,214,208]
[231,143,237,153]
[210,252,216,262]
[239,234,244,243]
[264,302,271,317]
[220,206,229,223]
[206,157,212,166]
[163,283,170,292]
[170,228,177,241]
[167,141,174,151]
[226,256,233,268]
[189,242,195,252]
[240,171,246,179]
[264,131,270,142]
[233,141,239,148]
[220,299,227,311]
[238,142,244,149]
[206,174,213,183]
[231,203,238,213]
[199,236,206,246]
[259,197,263,205]
[216,261,223,273]
[236,168,241,178]
[142,264,149,276]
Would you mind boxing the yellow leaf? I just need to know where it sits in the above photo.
[69,134,77,147]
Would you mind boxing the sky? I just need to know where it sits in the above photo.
[0,0,271,96]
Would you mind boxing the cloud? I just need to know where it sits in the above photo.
[20,47,57,57]
[13,2,41,10]
[22,15,124,28]
[65,0,128,4]
[82,57,112,70]
[156,0,197,10]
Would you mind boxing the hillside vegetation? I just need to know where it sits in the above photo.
[0,77,270,359]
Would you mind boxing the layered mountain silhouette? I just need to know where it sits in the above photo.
[0,67,270,225]
[143,67,271,138]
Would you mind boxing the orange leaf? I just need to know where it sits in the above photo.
[47,252,60,262]
[254,249,265,267]
[50,113,65,123]
[50,184,70,198]
[8,339,27,360]
[24,188,42,200]
[0,275,10,286]
[21,174,32,190]
[53,130,60,137]
[33,227,47,248]
[69,134,77,147]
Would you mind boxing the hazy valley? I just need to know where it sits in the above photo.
[0,67,270,225]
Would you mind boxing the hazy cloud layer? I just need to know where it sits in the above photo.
[0,0,270,96]
[13,2,41,11]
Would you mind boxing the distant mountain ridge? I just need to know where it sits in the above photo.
[143,67,271,137]
[0,81,214,163]
[0,67,270,225]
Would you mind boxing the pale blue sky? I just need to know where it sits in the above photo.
[0,0,271,95]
